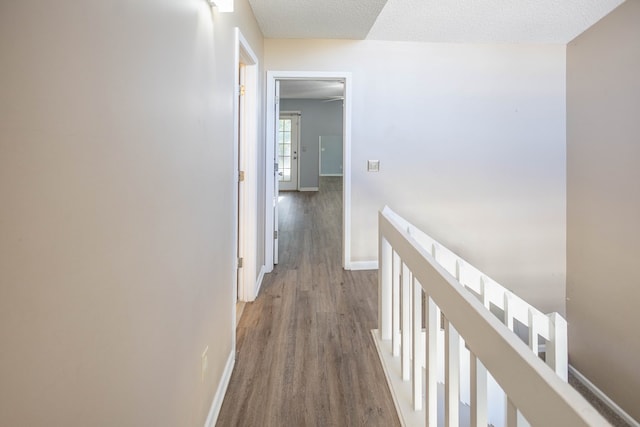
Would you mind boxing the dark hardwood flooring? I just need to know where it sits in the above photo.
[217,177,400,427]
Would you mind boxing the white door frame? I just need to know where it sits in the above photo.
[233,28,260,303]
[265,71,353,271]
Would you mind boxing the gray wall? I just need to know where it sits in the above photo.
[0,1,264,426]
[268,41,567,314]
[567,0,640,420]
[280,98,343,189]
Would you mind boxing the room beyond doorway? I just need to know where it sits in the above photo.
[265,71,353,271]
[278,80,345,192]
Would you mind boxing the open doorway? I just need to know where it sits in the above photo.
[278,80,344,193]
[265,72,353,272]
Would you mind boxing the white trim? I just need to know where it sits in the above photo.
[568,365,640,427]
[298,187,319,192]
[347,260,379,271]
[320,173,343,177]
[265,75,275,273]
[265,71,353,271]
[204,351,235,427]
[254,265,266,298]
[342,75,352,270]
[234,28,260,302]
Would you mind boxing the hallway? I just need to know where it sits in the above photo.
[217,177,400,426]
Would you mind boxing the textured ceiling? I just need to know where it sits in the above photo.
[367,0,626,43]
[280,80,344,99]
[247,0,387,39]
[249,0,625,43]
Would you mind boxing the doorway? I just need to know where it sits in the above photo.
[265,71,353,272]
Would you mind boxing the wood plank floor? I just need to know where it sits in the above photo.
[217,177,400,427]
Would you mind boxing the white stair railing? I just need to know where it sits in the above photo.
[373,206,609,427]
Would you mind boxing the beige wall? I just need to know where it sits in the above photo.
[266,40,567,314]
[0,1,263,426]
[567,0,640,420]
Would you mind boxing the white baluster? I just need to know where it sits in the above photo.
[380,237,392,341]
[546,312,568,381]
[392,251,401,357]
[401,262,412,381]
[426,296,438,427]
[504,292,514,331]
[445,317,460,427]
[470,352,487,427]
[412,277,423,410]
[528,308,539,355]
[480,276,490,309]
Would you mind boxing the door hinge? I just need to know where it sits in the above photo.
[274,231,278,239]
[239,170,245,182]
[238,257,243,268]
[275,96,279,105]
[240,85,246,96]
[274,162,279,172]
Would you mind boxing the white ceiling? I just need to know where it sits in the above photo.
[247,0,388,39]
[249,0,625,43]
[367,0,626,43]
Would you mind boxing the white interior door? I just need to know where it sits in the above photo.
[237,64,245,299]
[277,113,299,191]
[273,80,280,265]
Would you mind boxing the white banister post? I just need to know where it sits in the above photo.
[546,312,568,381]
[401,262,412,381]
[392,251,401,356]
[445,317,460,427]
[528,309,540,355]
[455,260,462,281]
[426,296,438,427]
[412,277,423,410]
[480,276,489,309]
[470,352,487,427]
[379,236,392,341]
[504,292,514,330]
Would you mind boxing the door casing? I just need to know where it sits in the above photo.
[265,71,353,272]
[233,29,260,303]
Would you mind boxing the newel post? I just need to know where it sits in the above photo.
[379,224,393,341]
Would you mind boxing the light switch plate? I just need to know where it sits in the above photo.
[367,160,380,172]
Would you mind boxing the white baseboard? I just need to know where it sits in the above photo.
[299,187,319,192]
[204,351,235,427]
[254,265,266,298]
[320,173,343,177]
[347,260,379,271]
[569,365,639,427]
